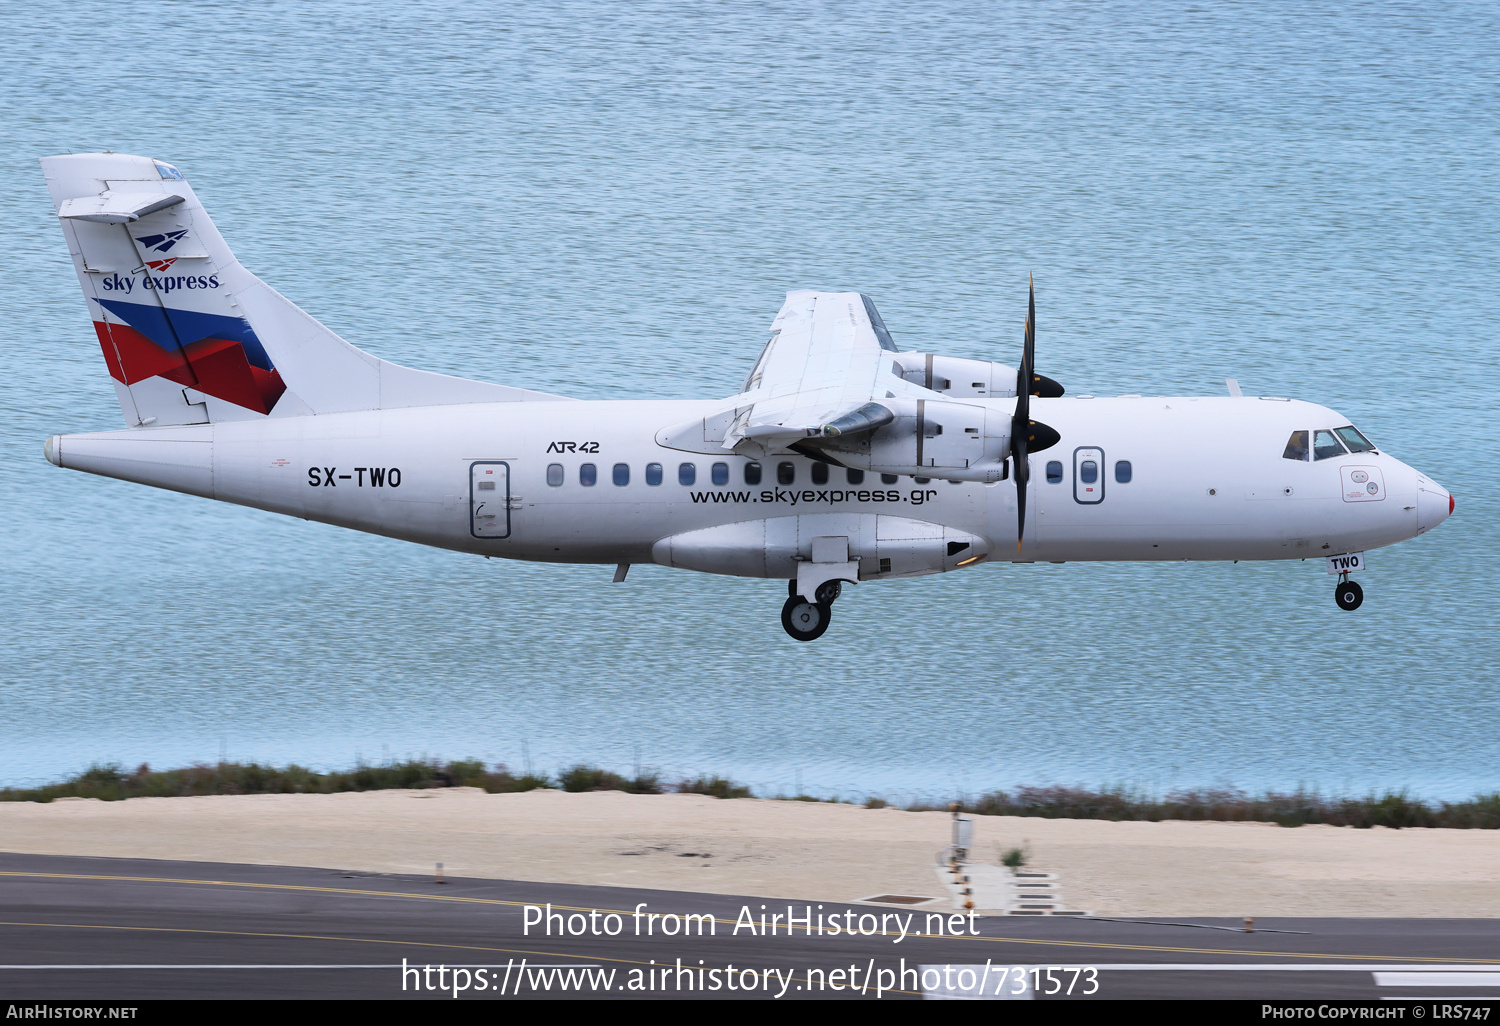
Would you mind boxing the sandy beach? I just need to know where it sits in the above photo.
[3,789,1498,917]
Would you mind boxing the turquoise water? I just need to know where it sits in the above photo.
[0,1,1493,800]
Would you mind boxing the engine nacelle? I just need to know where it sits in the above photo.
[893,353,1017,398]
[811,398,1012,482]
[893,352,1063,400]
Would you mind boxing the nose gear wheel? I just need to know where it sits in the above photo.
[1335,578,1364,611]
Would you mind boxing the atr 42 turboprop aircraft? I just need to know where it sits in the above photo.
[40,153,1455,641]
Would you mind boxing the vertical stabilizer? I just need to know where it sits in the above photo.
[41,153,565,427]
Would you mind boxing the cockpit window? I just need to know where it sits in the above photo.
[1282,430,1309,461]
[1334,425,1376,453]
[1313,429,1347,461]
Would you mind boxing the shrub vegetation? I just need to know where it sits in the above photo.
[6,766,1496,828]
[947,785,1500,830]
[0,760,551,802]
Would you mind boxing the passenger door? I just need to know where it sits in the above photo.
[470,461,511,538]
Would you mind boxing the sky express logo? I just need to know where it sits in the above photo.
[136,230,188,253]
[96,230,218,293]
[99,269,221,294]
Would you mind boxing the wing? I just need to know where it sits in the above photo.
[727,291,900,456]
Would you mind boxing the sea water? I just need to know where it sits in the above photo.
[0,0,1493,801]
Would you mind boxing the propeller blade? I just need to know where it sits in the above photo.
[1013,435,1029,551]
[1011,275,1037,551]
[1015,274,1035,423]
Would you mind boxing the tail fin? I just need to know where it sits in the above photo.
[41,153,564,427]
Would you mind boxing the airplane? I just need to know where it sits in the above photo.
[38,152,1455,641]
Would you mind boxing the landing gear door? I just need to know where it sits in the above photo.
[1073,447,1104,504]
[470,461,511,539]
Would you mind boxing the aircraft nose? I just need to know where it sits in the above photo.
[1416,475,1453,535]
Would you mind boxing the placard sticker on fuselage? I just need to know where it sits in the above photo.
[1340,466,1385,502]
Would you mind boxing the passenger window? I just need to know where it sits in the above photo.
[1334,425,1376,453]
[744,462,762,485]
[679,463,696,486]
[847,468,865,484]
[811,463,829,485]
[645,463,663,486]
[1115,460,1132,484]
[613,463,630,486]
[881,473,898,484]
[580,463,597,486]
[778,462,795,485]
[1282,430,1309,461]
[1080,460,1098,484]
[1313,429,1346,461]
[546,463,564,487]
[711,462,729,486]
[914,476,930,484]
[1046,461,1064,484]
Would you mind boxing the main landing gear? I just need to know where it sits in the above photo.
[1334,575,1364,611]
[781,578,842,641]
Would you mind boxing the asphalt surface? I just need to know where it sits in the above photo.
[1,852,1498,1000]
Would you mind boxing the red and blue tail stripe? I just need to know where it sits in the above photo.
[93,298,285,415]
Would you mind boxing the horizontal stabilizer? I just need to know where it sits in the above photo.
[58,190,184,223]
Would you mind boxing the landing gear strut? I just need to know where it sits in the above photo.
[782,578,839,641]
[1334,575,1363,611]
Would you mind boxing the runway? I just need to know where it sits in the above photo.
[1,852,1498,1000]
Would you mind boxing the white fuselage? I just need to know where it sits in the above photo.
[49,393,1450,582]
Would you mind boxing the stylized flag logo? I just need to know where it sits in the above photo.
[145,258,177,272]
[136,230,189,253]
[93,298,285,415]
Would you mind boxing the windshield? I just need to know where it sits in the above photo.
[1334,425,1376,453]
[1313,429,1346,461]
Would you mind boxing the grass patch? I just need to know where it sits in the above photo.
[557,765,664,794]
[675,775,752,800]
[8,764,1497,829]
[0,761,722,802]
[0,759,552,802]
[944,786,1500,830]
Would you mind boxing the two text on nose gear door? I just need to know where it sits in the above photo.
[1326,552,1364,574]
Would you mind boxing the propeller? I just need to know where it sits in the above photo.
[1010,275,1061,551]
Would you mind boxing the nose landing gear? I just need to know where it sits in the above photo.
[1334,575,1364,611]
[781,578,841,641]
